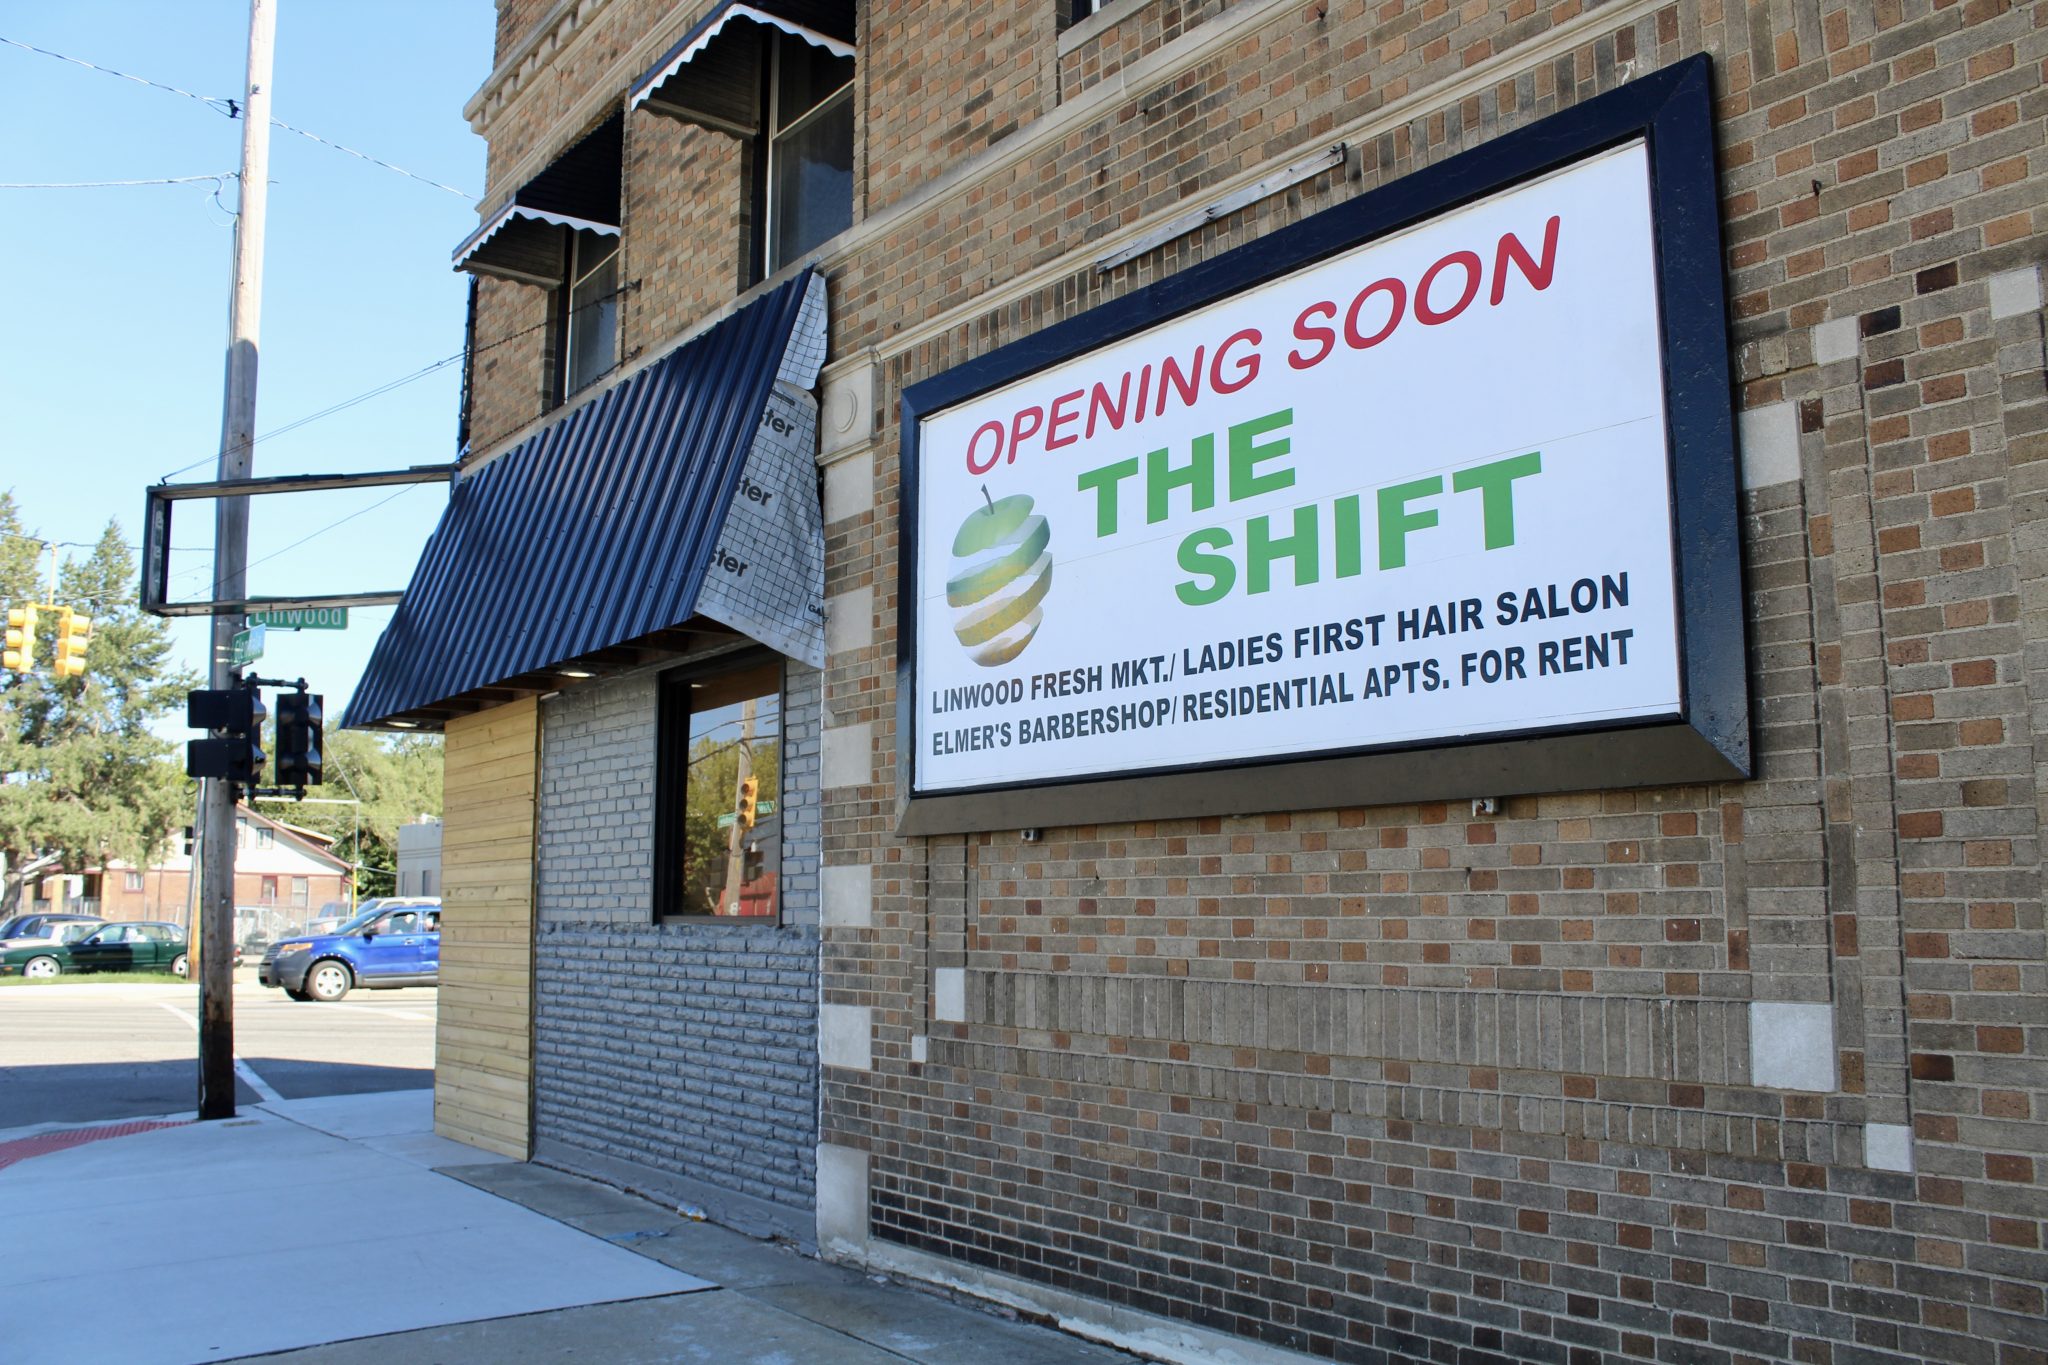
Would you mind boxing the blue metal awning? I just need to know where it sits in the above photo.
[345,268,827,730]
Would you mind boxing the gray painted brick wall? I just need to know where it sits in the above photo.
[532,656,821,1226]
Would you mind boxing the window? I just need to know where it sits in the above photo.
[555,230,621,402]
[124,871,144,892]
[420,869,435,896]
[257,826,275,850]
[760,32,854,276]
[655,654,784,919]
[259,876,277,904]
[291,876,309,908]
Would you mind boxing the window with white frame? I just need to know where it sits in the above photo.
[760,31,853,277]
[558,229,622,400]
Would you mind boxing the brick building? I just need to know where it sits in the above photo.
[349,1,2047,1360]
[27,806,351,927]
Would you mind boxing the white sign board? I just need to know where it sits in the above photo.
[910,143,1682,795]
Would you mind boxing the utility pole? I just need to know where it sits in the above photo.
[722,699,756,914]
[197,0,276,1121]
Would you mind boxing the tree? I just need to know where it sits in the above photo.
[271,728,443,898]
[0,505,197,909]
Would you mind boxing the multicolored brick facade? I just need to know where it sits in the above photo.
[452,2,2046,1359]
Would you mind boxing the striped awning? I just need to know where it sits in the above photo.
[454,114,622,283]
[630,2,853,135]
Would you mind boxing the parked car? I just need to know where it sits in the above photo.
[0,916,109,980]
[258,899,441,1002]
[0,912,106,949]
[66,921,191,977]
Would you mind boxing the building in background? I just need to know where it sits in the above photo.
[28,806,352,928]
[396,818,444,899]
[349,3,2047,1360]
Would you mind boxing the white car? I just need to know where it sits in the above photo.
[0,912,107,950]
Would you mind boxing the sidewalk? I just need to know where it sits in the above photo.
[4,1091,1133,1364]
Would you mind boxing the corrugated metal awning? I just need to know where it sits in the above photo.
[630,2,854,135]
[455,113,623,283]
[345,269,829,731]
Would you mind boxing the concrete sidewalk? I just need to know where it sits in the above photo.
[3,1091,1135,1364]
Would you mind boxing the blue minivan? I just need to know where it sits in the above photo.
[257,898,441,1002]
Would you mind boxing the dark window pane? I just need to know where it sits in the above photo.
[775,44,853,126]
[566,238,619,394]
[770,84,853,270]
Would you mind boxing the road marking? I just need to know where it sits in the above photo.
[153,1002,286,1106]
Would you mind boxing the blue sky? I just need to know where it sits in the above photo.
[2,1,493,724]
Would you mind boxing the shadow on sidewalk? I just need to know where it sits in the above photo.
[0,1058,427,1130]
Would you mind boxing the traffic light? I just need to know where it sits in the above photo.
[274,690,324,788]
[186,686,267,787]
[52,608,92,679]
[741,839,764,884]
[3,605,37,672]
[737,775,759,828]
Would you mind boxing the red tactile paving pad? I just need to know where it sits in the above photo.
[0,1119,190,1173]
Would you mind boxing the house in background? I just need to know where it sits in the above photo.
[29,805,352,927]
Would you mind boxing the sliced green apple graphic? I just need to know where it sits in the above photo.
[949,493,1052,666]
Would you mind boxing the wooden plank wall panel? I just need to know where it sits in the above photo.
[434,696,538,1159]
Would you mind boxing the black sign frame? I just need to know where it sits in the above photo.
[896,56,1746,835]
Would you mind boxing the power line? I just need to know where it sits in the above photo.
[173,482,425,593]
[257,354,465,446]
[0,173,232,190]
[268,119,470,199]
[156,276,642,483]
[0,35,237,113]
[1,34,474,199]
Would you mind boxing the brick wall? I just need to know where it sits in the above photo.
[464,0,2048,1358]
[468,275,554,458]
[530,656,822,1238]
[623,108,751,359]
[861,0,1054,215]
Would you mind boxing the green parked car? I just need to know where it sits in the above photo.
[0,921,190,979]
[67,922,190,977]
[0,916,106,980]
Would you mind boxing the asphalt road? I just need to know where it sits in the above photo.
[0,969,435,1130]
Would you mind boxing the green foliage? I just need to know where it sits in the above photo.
[269,728,443,898]
[0,501,197,905]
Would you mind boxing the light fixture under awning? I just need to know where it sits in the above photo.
[453,113,623,283]
[344,268,831,732]
[630,2,854,136]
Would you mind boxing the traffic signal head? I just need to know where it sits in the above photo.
[186,686,267,786]
[274,690,325,788]
[3,605,37,673]
[737,775,760,828]
[53,608,92,679]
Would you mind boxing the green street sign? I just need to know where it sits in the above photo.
[231,624,266,667]
[252,607,349,630]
